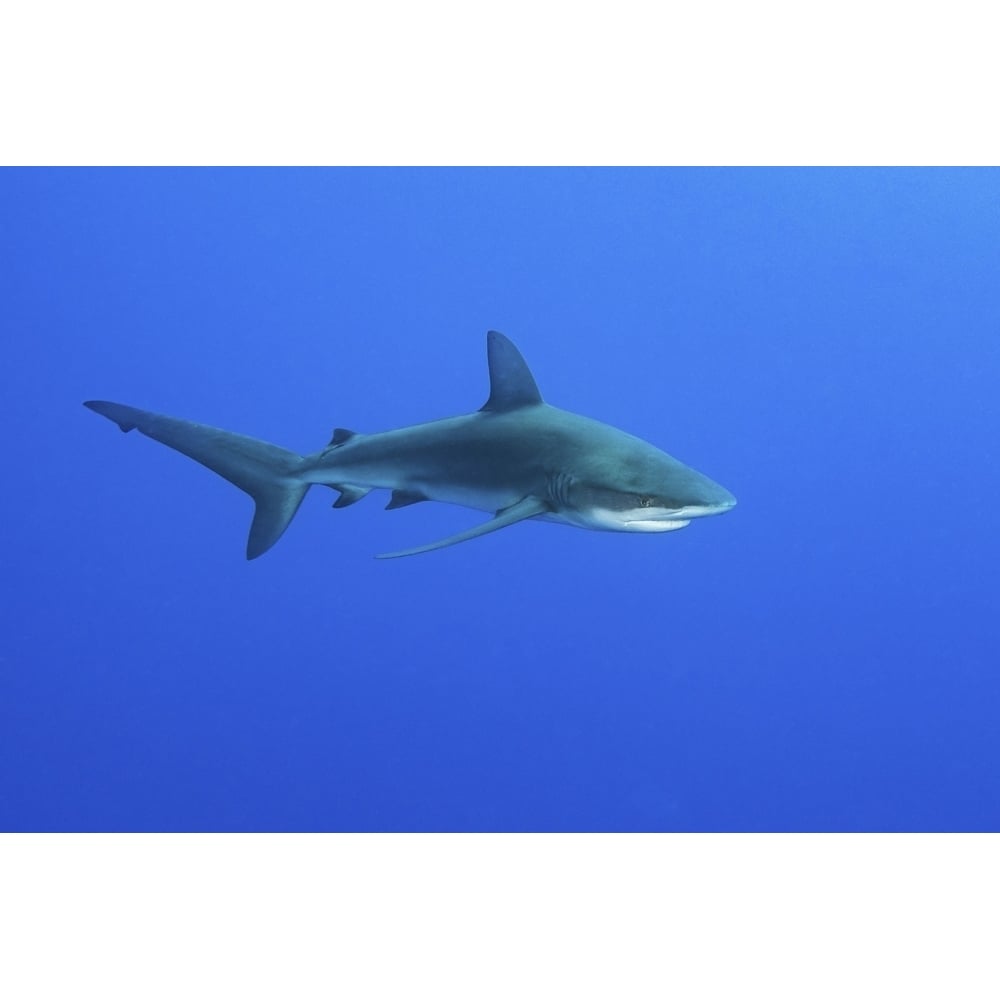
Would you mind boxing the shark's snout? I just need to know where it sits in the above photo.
[707,488,737,513]
[676,472,736,516]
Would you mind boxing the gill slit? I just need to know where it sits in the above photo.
[545,471,574,511]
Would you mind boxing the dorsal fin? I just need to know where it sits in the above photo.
[480,331,543,412]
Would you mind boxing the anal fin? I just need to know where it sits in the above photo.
[332,485,372,508]
[375,496,548,559]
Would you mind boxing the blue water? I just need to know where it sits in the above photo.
[2,168,998,831]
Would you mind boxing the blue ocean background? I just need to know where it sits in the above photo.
[1,168,998,832]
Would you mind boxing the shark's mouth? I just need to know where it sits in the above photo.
[623,517,691,532]
[576,502,728,533]
[623,503,734,531]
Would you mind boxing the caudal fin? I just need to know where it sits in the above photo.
[84,400,310,559]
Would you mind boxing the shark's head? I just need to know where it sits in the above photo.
[555,438,736,534]
[485,332,736,540]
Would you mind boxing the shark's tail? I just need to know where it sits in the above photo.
[84,400,310,559]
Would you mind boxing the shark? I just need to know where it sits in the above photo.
[84,331,735,559]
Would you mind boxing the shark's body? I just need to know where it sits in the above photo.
[85,331,735,559]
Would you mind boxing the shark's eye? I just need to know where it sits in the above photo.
[638,495,654,508]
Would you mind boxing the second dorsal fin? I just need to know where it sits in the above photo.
[329,428,356,446]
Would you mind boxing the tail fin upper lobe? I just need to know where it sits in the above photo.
[84,401,309,559]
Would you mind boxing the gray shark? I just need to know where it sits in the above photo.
[84,331,735,559]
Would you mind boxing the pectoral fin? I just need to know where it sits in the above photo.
[375,496,549,559]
